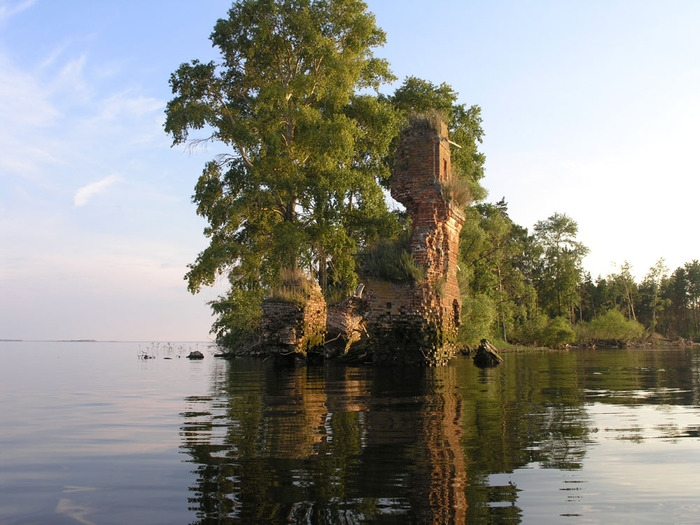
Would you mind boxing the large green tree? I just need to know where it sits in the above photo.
[533,213,589,319]
[165,0,398,343]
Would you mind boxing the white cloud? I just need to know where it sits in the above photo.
[0,0,36,21]
[97,91,163,121]
[0,52,58,129]
[73,175,122,207]
[55,52,89,95]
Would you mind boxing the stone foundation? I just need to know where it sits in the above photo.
[362,279,458,365]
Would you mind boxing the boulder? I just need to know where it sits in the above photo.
[186,350,204,360]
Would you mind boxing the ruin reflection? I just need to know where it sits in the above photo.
[180,361,470,522]
[363,366,467,523]
[179,354,593,523]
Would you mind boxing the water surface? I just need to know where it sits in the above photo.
[1,342,699,523]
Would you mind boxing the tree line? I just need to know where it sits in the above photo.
[165,0,695,348]
[459,202,700,347]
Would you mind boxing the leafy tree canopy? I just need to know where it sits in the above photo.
[165,0,399,297]
[533,212,589,318]
[165,0,403,343]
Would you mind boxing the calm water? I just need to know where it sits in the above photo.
[1,342,700,524]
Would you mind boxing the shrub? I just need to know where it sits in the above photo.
[539,316,576,348]
[458,293,496,347]
[510,313,548,346]
[583,310,644,343]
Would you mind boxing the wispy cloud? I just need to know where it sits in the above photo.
[73,175,122,207]
[97,91,163,122]
[55,52,89,95]
[0,0,37,21]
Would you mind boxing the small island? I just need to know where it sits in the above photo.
[166,0,700,364]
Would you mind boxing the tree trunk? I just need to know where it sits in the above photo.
[318,246,327,294]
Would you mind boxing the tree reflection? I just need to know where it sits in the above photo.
[180,354,597,523]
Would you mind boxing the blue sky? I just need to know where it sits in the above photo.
[2,0,699,340]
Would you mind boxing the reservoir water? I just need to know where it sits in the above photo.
[1,341,700,523]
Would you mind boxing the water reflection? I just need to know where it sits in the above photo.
[179,348,700,523]
[180,362,470,523]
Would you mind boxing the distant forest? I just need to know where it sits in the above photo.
[457,201,698,347]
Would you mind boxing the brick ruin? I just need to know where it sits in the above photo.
[258,117,465,365]
[363,117,465,365]
[260,281,326,355]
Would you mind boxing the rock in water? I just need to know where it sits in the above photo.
[473,339,503,368]
[186,351,204,360]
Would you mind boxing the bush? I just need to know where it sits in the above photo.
[539,316,576,348]
[582,310,644,343]
[510,313,548,346]
[458,293,496,347]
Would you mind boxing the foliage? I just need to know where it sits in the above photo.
[166,0,402,336]
[532,213,589,319]
[458,293,497,347]
[460,199,537,344]
[579,310,644,343]
[166,4,700,348]
[539,316,576,348]
[360,233,426,283]
[510,313,548,346]
[209,287,264,348]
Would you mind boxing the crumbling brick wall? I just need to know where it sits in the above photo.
[326,296,368,356]
[366,118,465,365]
[260,281,326,355]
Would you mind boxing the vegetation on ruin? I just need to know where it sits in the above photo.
[166,0,401,344]
[266,267,315,307]
[359,233,426,284]
[441,175,472,209]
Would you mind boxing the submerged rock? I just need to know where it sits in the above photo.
[473,339,503,368]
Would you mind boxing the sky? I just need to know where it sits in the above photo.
[1,0,699,341]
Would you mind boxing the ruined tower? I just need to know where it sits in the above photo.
[366,116,466,365]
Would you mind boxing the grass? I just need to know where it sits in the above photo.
[407,109,445,134]
[360,234,426,284]
[267,267,315,306]
[441,175,472,208]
